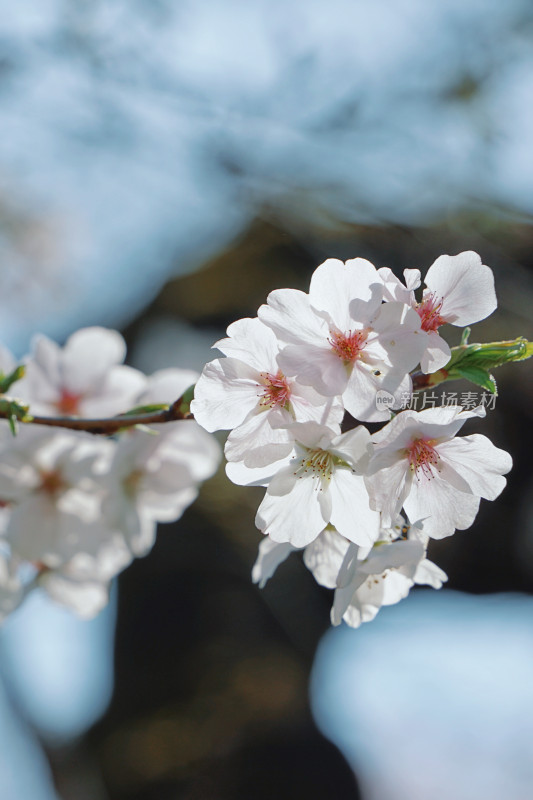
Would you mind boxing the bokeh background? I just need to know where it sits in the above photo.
[0,1,533,798]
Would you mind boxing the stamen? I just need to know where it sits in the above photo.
[124,469,144,497]
[56,388,83,415]
[416,292,446,333]
[406,437,440,480]
[39,469,67,496]
[293,447,335,488]
[258,371,291,410]
[329,329,369,363]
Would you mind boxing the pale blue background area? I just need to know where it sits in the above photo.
[0,587,116,745]
[0,0,531,350]
[312,591,533,800]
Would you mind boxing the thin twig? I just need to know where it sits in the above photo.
[6,399,192,436]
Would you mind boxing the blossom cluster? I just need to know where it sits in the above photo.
[192,252,512,627]
[0,328,221,619]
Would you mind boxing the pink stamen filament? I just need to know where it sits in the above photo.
[406,437,440,480]
[416,292,446,333]
[329,329,369,363]
[258,371,291,410]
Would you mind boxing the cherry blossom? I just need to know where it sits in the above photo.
[101,421,221,557]
[191,316,343,466]
[365,405,512,539]
[258,258,425,421]
[0,427,114,566]
[20,327,147,416]
[0,248,519,629]
[252,518,447,629]
[311,523,447,627]
[380,252,497,373]
[233,421,379,548]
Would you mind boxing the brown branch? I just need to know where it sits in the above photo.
[8,399,192,436]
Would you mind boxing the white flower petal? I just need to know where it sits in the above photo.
[309,257,383,331]
[359,539,424,577]
[225,456,292,487]
[62,327,127,393]
[252,536,297,588]
[377,267,420,303]
[225,411,294,467]
[138,368,199,405]
[258,288,326,346]
[420,331,451,374]
[278,343,348,396]
[424,251,497,326]
[191,357,261,432]
[330,425,373,472]
[256,476,328,547]
[289,387,345,428]
[304,528,351,589]
[365,459,412,527]
[328,470,380,546]
[40,571,110,619]
[81,365,147,416]
[437,435,512,500]
[370,405,484,448]
[371,302,425,371]
[414,558,448,588]
[342,362,391,422]
[287,421,341,450]
[403,476,481,539]
[215,317,280,373]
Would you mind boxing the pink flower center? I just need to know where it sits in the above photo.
[56,388,82,415]
[406,437,440,479]
[329,329,369,363]
[416,292,446,333]
[259,372,291,410]
[124,468,144,496]
[39,469,67,496]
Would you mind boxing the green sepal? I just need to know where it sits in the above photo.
[0,398,32,436]
[460,327,471,346]
[443,337,532,394]
[0,365,26,394]
[174,384,195,418]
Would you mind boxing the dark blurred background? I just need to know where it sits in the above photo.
[0,1,532,798]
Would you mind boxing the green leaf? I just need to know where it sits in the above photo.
[119,404,170,416]
[452,365,497,394]
[442,337,533,393]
